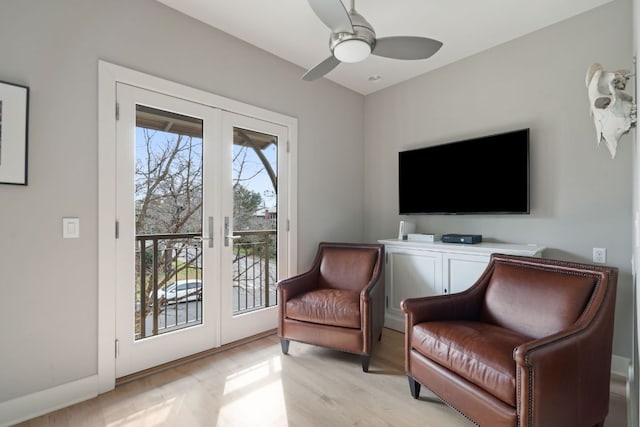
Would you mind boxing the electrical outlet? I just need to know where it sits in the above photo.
[593,247,606,264]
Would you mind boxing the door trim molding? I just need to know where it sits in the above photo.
[97,60,297,393]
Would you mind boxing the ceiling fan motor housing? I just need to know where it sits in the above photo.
[329,10,376,62]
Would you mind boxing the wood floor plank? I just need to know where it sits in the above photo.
[14,329,627,426]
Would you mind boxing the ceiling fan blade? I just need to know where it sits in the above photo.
[373,36,443,60]
[302,56,342,81]
[307,0,353,34]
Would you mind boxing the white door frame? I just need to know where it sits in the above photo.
[97,60,297,393]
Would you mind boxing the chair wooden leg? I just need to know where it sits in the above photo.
[408,376,421,399]
[361,355,371,372]
[280,338,290,354]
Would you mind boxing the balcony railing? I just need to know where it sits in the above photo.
[135,230,277,340]
[232,230,277,313]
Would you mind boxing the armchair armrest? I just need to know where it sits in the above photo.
[401,287,485,374]
[277,268,319,339]
[360,252,384,301]
[401,284,485,326]
[277,268,320,301]
[360,260,385,352]
[513,284,616,427]
[361,271,384,303]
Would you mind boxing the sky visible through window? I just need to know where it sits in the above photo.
[135,127,277,212]
[234,140,277,212]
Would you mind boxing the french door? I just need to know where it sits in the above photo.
[220,112,288,343]
[114,83,287,377]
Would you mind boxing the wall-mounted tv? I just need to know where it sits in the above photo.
[399,128,530,215]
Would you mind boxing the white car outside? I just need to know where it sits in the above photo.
[156,279,202,304]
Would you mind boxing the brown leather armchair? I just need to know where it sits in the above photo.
[277,242,385,372]
[401,253,618,427]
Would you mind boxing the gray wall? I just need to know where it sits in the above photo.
[0,0,635,412]
[0,0,364,402]
[364,0,634,359]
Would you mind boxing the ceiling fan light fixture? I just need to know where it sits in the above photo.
[333,39,371,63]
[303,0,442,81]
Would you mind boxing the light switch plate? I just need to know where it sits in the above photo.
[63,217,80,239]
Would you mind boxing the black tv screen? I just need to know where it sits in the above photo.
[399,129,530,214]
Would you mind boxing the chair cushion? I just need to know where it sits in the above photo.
[481,263,596,339]
[318,247,377,291]
[285,289,361,328]
[412,321,530,406]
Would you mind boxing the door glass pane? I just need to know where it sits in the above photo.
[232,127,278,315]
[135,105,204,340]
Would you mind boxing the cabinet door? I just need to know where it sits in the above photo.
[386,249,442,330]
[442,253,489,294]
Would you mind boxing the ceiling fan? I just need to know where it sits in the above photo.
[302,0,443,81]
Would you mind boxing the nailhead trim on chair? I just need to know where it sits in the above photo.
[425,386,479,426]
[517,263,613,426]
[408,255,615,427]
[516,359,522,426]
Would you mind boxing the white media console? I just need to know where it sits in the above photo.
[378,239,546,331]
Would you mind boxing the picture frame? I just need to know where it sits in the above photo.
[0,80,29,185]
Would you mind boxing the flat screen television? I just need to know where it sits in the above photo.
[398,128,530,215]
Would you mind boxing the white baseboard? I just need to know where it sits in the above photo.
[612,354,631,379]
[384,315,404,333]
[626,362,637,427]
[0,375,97,427]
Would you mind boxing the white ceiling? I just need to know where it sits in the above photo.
[155,0,614,95]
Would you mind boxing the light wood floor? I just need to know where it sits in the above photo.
[16,329,628,427]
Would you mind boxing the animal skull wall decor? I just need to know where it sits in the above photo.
[585,63,636,159]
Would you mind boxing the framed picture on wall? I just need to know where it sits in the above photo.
[0,80,29,185]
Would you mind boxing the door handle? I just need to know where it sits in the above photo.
[207,216,214,248]
[224,216,239,247]
[193,217,214,248]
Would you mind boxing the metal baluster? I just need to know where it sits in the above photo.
[183,243,189,325]
[244,243,249,310]
[153,239,159,336]
[196,242,200,322]
[264,237,269,308]
[139,237,147,339]
[173,246,178,327]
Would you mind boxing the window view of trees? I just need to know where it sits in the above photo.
[133,106,278,339]
[134,109,205,339]
[231,132,278,312]
[135,127,203,235]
